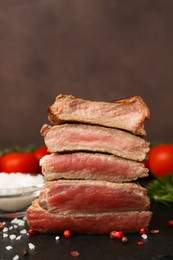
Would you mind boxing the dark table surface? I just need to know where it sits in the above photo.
[0,182,173,260]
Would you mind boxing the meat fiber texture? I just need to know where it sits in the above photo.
[40,152,148,183]
[41,123,150,162]
[38,180,150,213]
[26,93,152,234]
[48,93,150,136]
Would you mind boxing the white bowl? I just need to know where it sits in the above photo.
[0,173,44,218]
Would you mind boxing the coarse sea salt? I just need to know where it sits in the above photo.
[0,173,44,212]
[10,234,16,240]
[6,246,13,250]
[11,218,25,226]
[28,243,35,250]
[13,255,19,260]
[16,235,22,240]
[0,173,44,190]
[55,235,60,240]
[20,229,27,235]
[141,234,148,240]
[3,227,8,232]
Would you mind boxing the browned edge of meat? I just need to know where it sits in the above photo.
[47,93,150,136]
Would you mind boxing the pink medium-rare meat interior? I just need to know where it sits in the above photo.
[38,180,150,213]
[40,152,149,182]
[48,94,150,136]
[27,199,152,234]
[41,124,150,161]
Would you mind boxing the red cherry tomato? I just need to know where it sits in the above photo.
[148,144,173,177]
[1,152,40,174]
[0,155,3,172]
[33,146,50,161]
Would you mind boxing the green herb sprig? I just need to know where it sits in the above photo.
[0,144,37,155]
[146,174,173,206]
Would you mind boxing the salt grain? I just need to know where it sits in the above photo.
[55,236,60,240]
[9,226,13,230]
[28,243,35,250]
[141,234,148,239]
[6,245,13,250]
[13,255,19,260]
[10,234,17,240]
[3,227,8,232]
[3,233,8,238]
[16,235,22,240]
[11,218,25,227]
[13,225,18,229]
[20,229,27,234]
[0,173,44,190]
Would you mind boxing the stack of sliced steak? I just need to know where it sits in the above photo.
[26,93,152,234]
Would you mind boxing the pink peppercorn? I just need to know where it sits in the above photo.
[139,227,148,235]
[137,241,144,245]
[168,219,173,227]
[110,231,124,239]
[28,228,37,236]
[63,230,71,238]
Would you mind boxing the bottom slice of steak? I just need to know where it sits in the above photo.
[38,180,150,213]
[40,152,148,182]
[26,199,152,234]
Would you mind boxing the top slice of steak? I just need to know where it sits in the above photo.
[41,123,150,161]
[48,93,150,136]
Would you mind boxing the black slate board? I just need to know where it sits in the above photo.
[0,201,173,260]
[1,175,173,260]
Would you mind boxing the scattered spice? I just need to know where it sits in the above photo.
[28,228,37,236]
[150,229,160,234]
[139,227,148,235]
[137,241,144,245]
[121,236,128,243]
[109,231,124,239]
[22,249,29,256]
[0,222,5,230]
[168,219,173,227]
[70,250,80,257]
[63,230,71,238]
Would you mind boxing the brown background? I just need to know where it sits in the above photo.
[1,0,173,147]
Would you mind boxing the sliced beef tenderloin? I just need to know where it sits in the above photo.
[40,152,148,182]
[27,199,152,234]
[38,180,150,213]
[48,94,150,136]
[41,123,150,161]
